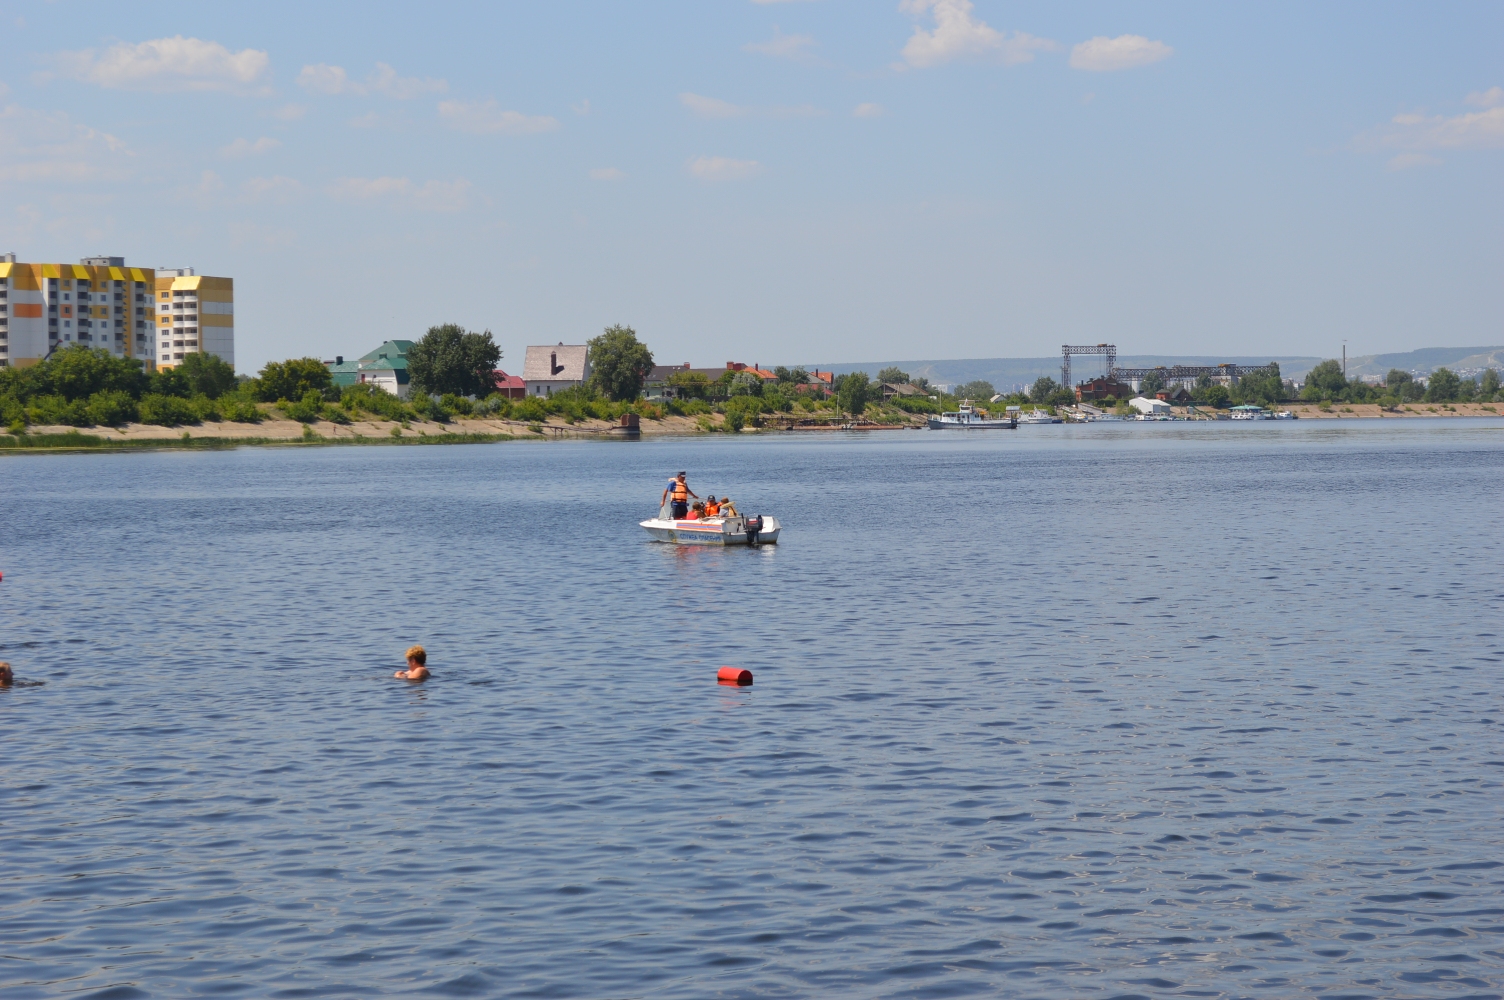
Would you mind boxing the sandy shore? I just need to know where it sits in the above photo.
[7,400,1500,449]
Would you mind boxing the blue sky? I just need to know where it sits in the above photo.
[1,0,1499,374]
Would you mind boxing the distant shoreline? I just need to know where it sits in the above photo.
[2,402,1499,454]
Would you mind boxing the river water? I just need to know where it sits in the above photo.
[2,420,1502,999]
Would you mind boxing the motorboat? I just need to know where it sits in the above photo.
[641,505,782,545]
[928,401,1017,429]
[1017,409,1061,424]
[1229,405,1271,420]
[1273,410,1297,419]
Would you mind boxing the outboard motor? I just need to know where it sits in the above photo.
[745,515,763,545]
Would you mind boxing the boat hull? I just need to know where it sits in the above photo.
[927,417,1017,429]
[640,515,781,545]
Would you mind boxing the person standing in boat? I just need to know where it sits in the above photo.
[661,471,698,520]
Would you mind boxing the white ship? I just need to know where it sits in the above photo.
[928,401,1017,429]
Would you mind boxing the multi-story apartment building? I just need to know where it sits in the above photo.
[154,268,234,370]
[0,254,234,371]
[0,254,155,368]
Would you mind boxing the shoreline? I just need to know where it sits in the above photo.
[2,402,1500,454]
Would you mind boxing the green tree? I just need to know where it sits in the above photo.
[1235,363,1284,406]
[1425,367,1461,403]
[1138,370,1167,397]
[151,366,193,398]
[1201,384,1231,408]
[407,324,502,398]
[956,379,997,400]
[1301,359,1347,401]
[176,352,239,398]
[32,345,149,402]
[1030,376,1060,403]
[667,370,711,399]
[727,370,764,397]
[586,324,654,401]
[774,365,808,385]
[836,371,870,416]
[876,366,910,385]
[257,358,334,402]
[1479,367,1502,400]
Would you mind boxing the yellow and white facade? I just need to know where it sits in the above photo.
[154,268,234,370]
[0,254,155,368]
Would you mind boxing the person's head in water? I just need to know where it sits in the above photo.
[395,645,430,681]
[0,662,12,686]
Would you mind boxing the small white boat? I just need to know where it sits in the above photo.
[641,506,782,545]
[1017,409,1061,424]
[1274,410,1297,420]
[1229,405,1271,420]
[928,401,1017,429]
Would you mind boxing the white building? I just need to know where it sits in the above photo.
[0,254,154,367]
[523,342,589,396]
[154,267,234,370]
[1129,396,1172,415]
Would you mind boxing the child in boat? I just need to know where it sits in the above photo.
[704,497,720,517]
[687,501,705,520]
[394,645,430,681]
[719,498,738,517]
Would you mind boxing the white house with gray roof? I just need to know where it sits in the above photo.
[523,342,590,396]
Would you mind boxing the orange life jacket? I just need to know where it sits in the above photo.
[672,480,688,501]
[704,502,720,516]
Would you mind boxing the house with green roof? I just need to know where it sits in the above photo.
[327,340,414,399]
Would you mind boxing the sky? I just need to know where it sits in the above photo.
[1,0,1500,375]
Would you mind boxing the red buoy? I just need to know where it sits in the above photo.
[717,666,753,686]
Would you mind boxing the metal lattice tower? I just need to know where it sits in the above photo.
[1061,344,1117,390]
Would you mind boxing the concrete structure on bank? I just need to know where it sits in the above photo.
[523,343,589,397]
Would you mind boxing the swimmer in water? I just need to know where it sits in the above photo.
[394,645,430,681]
[0,662,11,686]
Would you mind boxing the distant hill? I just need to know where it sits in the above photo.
[810,347,1503,390]
[1344,347,1504,378]
[811,355,1322,392]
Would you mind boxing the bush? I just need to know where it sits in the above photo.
[85,390,139,427]
[408,392,450,423]
[474,393,512,418]
[340,383,408,421]
[280,391,324,423]
[27,394,92,427]
[258,358,334,402]
[139,393,200,426]
[512,396,549,422]
[440,393,475,415]
[220,398,264,423]
[321,404,352,424]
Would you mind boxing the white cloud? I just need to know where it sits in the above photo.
[1069,35,1173,72]
[1380,107,1504,150]
[1387,153,1443,171]
[898,0,1055,68]
[681,92,744,119]
[1465,86,1503,109]
[241,175,304,203]
[679,92,822,119]
[297,62,447,98]
[267,103,307,121]
[688,156,763,181]
[751,0,817,4]
[438,99,560,134]
[589,167,625,180]
[51,36,269,93]
[853,102,885,118]
[0,104,131,183]
[328,176,472,211]
[573,99,591,115]
[744,28,816,60]
[220,136,280,159]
